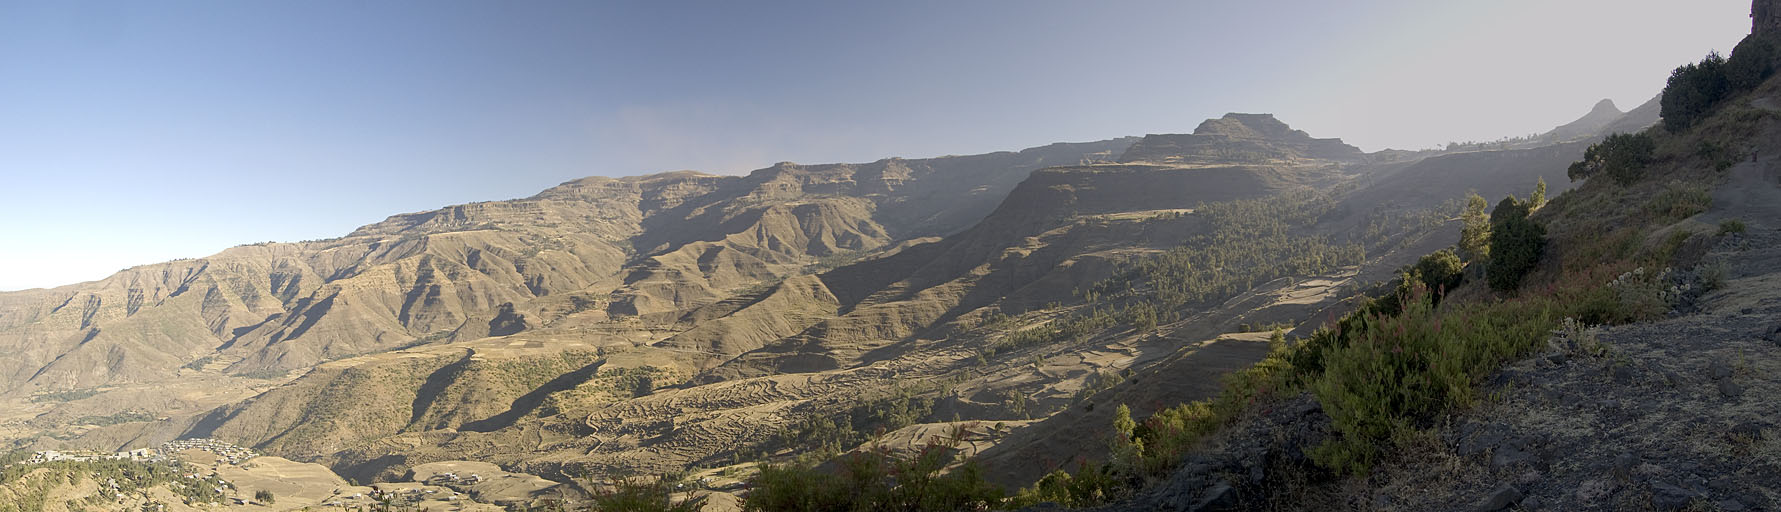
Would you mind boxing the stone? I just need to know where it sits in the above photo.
[1719,379,1745,399]
[1517,471,1543,486]
[1729,421,1767,441]
[1709,360,1734,380]
[1192,482,1237,511]
[1650,481,1702,511]
[1474,485,1523,512]
[1460,425,1509,457]
[1612,453,1639,481]
[1491,447,1534,470]
[1546,352,1569,365]
[1660,369,1684,387]
[1613,365,1635,384]
[1718,499,1748,512]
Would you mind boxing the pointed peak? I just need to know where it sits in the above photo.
[1589,99,1622,115]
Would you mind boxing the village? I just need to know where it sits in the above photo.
[14,437,258,467]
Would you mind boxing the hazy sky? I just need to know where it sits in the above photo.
[0,0,1753,291]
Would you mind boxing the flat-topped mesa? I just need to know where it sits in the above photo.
[1117,113,1363,165]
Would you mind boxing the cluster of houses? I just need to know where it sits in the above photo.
[21,447,160,465]
[159,438,258,465]
[424,471,486,486]
[17,438,263,468]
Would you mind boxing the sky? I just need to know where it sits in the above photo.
[0,0,1755,291]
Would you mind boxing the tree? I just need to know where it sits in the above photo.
[1661,52,1730,132]
[1568,132,1655,184]
[254,489,275,504]
[1459,193,1491,263]
[1726,33,1780,92]
[1486,197,1546,292]
[1530,177,1547,211]
[1410,249,1464,300]
[631,374,654,398]
[1112,404,1136,439]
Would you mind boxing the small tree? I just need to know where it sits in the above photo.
[1530,176,1547,211]
[254,489,275,504]
[1486,197,1546,292]
[1112,404,1136,439]
[1410,249,1465,300]
[1459,193,1491,262]
[632,374,654,398]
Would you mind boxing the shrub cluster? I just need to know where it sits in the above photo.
[1662,35,1780,132]
[744,442,1003,512]
[1568,132,1656,184]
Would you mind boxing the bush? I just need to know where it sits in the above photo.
[591,475,705,512]
[254,489,275,504]
[1647,182,1712,222]
[1410,249,1465,299]
[1309,286,1564,473]
[1726,34,1781,91]
[1568,132,1656,184]
[743,441,1003,512]
[1720,218,1747,234]
[1486,197,1546,292]
[1662,52,1730,132]
[1007,463,1119,509]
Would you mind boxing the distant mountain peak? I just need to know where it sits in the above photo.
[1542,98,1630,142]
[1588,99,1622,116]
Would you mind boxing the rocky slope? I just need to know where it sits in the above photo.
[0,98,1660,505]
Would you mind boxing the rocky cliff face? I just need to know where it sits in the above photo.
[1758,0,1781,36]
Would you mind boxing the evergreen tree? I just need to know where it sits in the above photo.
[1485,196,1546,292]
[1530,177,1547,211]
[1459,192,1491,263]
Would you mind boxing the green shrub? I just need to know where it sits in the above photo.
[1486,197,1546,292]
[1662,52,1730,132]
[1646,182,1712,222]
[590,474,705,512]
[28,389,99,403]
[1568,132,1656,184]
[1410,249,1465,298]
[1309,282,1574,473]
[1007,463,1119,509]
[1719,218,1747,234]
[1726,34,1780,91]
[254,489,275,504]
[743,442,1003,512]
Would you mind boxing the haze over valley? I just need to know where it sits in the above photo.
[3,1,1780,511]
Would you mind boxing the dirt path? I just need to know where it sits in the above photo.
[1704,151,1781,229]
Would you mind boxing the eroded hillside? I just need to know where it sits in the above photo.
[0,105,1653,510]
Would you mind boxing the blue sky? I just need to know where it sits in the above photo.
[0,0,1752,290]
